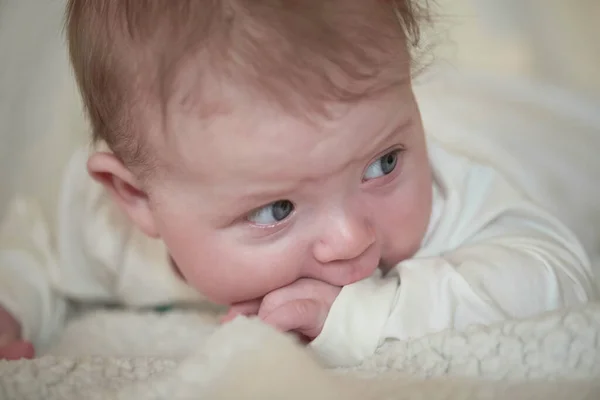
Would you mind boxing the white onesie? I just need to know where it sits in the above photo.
[310,142,598,366]
[0,136,597,362]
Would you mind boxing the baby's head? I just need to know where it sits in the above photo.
[66,0,433,305]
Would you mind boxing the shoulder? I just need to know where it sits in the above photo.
[420,139,579,256]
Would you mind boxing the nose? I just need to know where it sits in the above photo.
[313,205,376,264]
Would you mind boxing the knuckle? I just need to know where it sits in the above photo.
[292,299,317,318]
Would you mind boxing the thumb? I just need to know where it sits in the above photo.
[261,299,325,339]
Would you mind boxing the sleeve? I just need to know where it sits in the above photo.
[310,168,598,367]
[0,146,189,349]
[0,197,69,349]
[0,147,124,349]
[56,147,198,307]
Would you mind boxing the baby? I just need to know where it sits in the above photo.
[0,0,597,365]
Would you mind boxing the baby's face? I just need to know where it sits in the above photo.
[145,83,432,305]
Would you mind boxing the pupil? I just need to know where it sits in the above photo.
[381,151,397,174]
[272,200,293,221]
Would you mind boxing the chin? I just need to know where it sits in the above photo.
[378,255,404,273]
[380,244,421,272]
[377,263,392,275]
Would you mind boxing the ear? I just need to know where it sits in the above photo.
[87,152,160,238]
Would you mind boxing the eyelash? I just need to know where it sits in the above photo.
[247,200,295,227]
[361,147,405,183]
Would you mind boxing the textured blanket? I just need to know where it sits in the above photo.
[1,303,600,400]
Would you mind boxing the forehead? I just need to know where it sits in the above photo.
[158,84,415,186]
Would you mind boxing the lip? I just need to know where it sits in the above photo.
[347,255,380,284]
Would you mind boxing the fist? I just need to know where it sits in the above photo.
[0,306,34,360]
[222,278,341,340]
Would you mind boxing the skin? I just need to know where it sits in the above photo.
[0,54,433,358]
[0,306,34,360]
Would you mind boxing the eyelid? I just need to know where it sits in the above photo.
[368,145,405,165]
[245,209,296,240]
[245,200,296,228]
[361,146,405,178]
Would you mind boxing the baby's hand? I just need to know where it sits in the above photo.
[0,306,34,360]
[222,278,341,340]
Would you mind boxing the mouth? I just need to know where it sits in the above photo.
[328,256,381,286]
[356,257,382,281]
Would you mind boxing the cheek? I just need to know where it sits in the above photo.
[376,169,432,264]
[160,224,308,304]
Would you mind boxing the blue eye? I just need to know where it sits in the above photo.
[248,200,294,225]
[363,150,399,181]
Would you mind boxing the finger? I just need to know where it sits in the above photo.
[260,299,324,339]
[0,340,34,360]
[220,299,262,324]
[258,279,333,317]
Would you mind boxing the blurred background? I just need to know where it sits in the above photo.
[1,0,599,224]
[426,0,600,95]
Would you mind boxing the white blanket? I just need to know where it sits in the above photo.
[1,303,600,399]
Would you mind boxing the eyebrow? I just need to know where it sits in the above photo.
[230,183,300,209]
[364,116,413,157]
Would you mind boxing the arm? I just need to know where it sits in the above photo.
[0,147,195,351]
[0,147,136,350]
[0,196,69,350]
[311,213,596,367]
[310,153,598,367]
